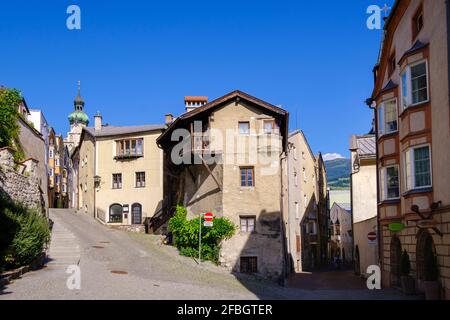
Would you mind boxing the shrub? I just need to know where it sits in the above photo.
[0,196,50,271]
[168,205,236,263]
[400,250,411,276]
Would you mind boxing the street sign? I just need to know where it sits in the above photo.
[368,231,377,245]
[204,212,214,227]
[204,212,214,222]
[388,223,405,233]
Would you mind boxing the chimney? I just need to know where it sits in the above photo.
[94,111,102,131]
[184,96,208,113]
[165,113,174,125]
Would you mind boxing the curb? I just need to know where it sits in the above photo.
[0,252,47,287]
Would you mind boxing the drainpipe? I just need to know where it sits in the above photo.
[280,149,289,285]
[366,99,382,274]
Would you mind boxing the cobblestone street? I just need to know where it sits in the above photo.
[0,209,418,300]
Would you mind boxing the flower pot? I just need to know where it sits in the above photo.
[401,276,415,295]
[424,281,440,300]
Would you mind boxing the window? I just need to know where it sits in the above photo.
[238,122,250,135]
[401,61,428,110]
[112,173,122,189]
[380,166,400,200]
[131,203,142,224]
[55,158,60,166]
[109,204,123,223]
[404,145,432,190]
[62,184,67,193]
[263,120,276,134]
[240,167,254,187]
[304,194,307,207]
[116,138,144,158]
[49,168,54,177]
[378,99,398,136]
[240,216,256,233]
[303,167,307,182]
[293,147,297,160]
[306,221,317,235]
[412,5,424,40]
[55,175,60,184]
[295,202,300,219]
[389,52,396,76]
[136,172,146,188]
[240,256,257,274]
[49,148,54,158]
[294,171,298,187]
[302,151,305,160]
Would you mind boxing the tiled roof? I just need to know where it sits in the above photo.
[84,124,165,138]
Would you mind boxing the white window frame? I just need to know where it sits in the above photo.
[380,165,400,201]
[400,60,429,111]
[378,98,398,137]
[403,144,432,191]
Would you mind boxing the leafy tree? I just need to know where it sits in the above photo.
[169,205,236,263]
[0,88,24,161]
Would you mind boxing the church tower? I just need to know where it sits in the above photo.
[65,81,89,152]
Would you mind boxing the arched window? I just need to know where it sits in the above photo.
[131,203,142,225]
[109,204,123,223]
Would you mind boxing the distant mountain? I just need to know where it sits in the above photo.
[322,153,345,161]
[325,158,351,190]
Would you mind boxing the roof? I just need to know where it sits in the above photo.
[157,90,289,146]
[185,96,208,102]
[398,40,429,65]
[333,202,352,213]
[84,124,165,138]
[350,134,376,158]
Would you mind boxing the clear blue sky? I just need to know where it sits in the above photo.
[0,0,394,157]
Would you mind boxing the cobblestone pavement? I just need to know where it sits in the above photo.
[0,209,419,300]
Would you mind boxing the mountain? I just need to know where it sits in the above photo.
[325,158,351,190]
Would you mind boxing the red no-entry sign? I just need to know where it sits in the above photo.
[368,232,377,242]
[204,212,214,222]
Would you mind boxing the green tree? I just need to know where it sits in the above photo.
[0,88,24,161]
[168,205,236,263]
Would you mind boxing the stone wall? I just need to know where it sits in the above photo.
[0,147,45,213]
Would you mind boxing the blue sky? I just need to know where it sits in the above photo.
[0,0,394,157]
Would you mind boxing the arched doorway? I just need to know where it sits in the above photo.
[390,237,402,287]
[109,204,123,223]
[131,203,142,225]
[355,245,361,276]
[416,230,437,290]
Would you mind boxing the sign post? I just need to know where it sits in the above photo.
[368,231,377,245]
[199,212,214,262]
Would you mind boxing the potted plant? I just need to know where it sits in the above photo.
[400,250,415,295]
[423,251,440,300]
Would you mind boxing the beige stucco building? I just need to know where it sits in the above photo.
[157,91,289,279]
[75,113,165,226]
[370,0,450,298]
[350,134,378,277]
[285,130,329,272]
[330,202,353,264]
